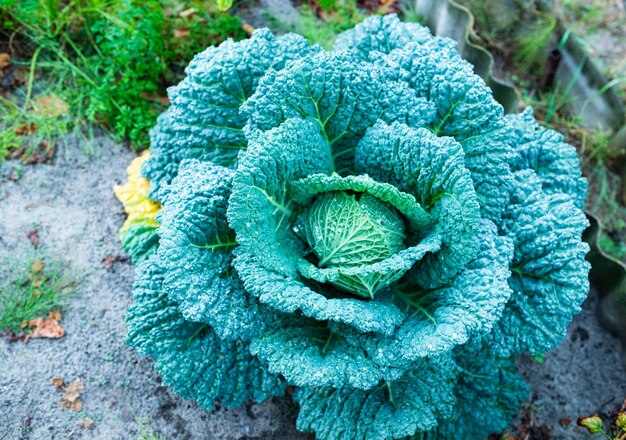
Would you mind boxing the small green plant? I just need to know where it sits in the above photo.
[578,410,626,440]
[0,256,72,333]
[513,11,557,72]
[0,0,247,159]
[129,405,167,440]
[458,0,557,74]
[0,92,71,164]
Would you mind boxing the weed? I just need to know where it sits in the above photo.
[0,0,247,160]
[0,91,71,163]
[513,11,557,72]
[129,405,168,440]
[0,255,73,333]
[578,399,626,439]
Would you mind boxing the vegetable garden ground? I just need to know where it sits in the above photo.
[1,0,625,439]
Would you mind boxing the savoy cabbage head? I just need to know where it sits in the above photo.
[116,14,590,440]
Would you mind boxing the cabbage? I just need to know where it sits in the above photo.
[117,14,589,439]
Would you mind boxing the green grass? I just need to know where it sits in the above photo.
[129,405,168,440]
[513,12,557,72]
[0,256,73,333]
[268,0,366,50]
[0,0,247,160]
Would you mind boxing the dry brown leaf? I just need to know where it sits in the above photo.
[101,254,129,270]
[31,258,44,274]
[21,310,65,341]
[179,7,197,18]
[48,309,62,320]
[242,23,255,36]
[59,379,85,412]
[51,376,65,391]
[101,254,116,270]
[76,417,94,429]
[174,29,190,38]
[0,53,10,69]
[31,276,44,289]
[32,94,69,117]
[15,123,36,135]
[27,227,39,248]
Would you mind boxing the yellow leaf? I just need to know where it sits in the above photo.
[217,0,234,11]
[0,53,10,69]
[113,151,161,235]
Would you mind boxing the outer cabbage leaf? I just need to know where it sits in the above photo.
[119,219,160,264]
[333,13,452,58]
[355,120,481,288]
[125,257,285,409]
[483,171,590,356]
[294,355,457,440]
[241,50,435,175]
[156,159,264,341]
[250,316,395,389]
[143,30,320,202]
[437,347,529,440]
[506,108,587,209]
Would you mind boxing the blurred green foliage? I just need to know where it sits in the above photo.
[0,0,247,153]
[268,0,386,50]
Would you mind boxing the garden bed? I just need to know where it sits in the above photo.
[0,134,623,440]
